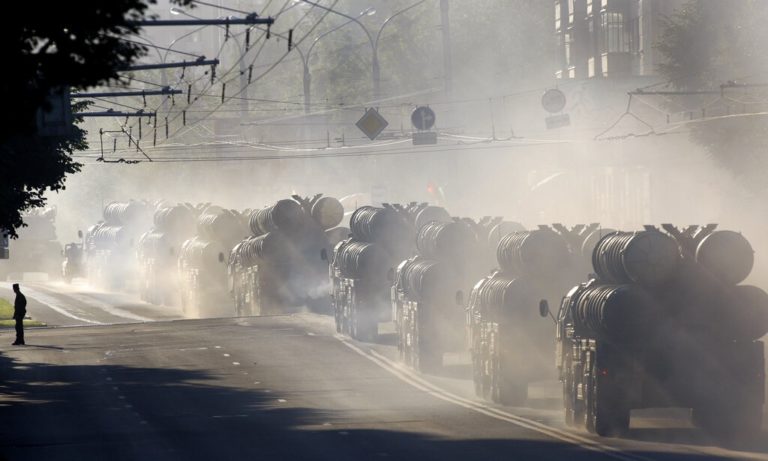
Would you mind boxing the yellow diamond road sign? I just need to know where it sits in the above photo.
[356,108,388,140]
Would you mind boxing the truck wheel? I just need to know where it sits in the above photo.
[482,331,497,401]
[416,315,442,373]
[586,359,629,437]
[693,396,762,438]
[489,351,527,406]
[353,315,376,342]
[334,305,342,333]
[497,377,527,406]
[472,351,483,397]
[417,341,442,373]
[564,360,584,427]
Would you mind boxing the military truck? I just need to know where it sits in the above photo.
[556,226,767,437]
[229,195,340,316]
[393,218,480,371]
[467,226,583,405]
[332,203,428,341]
[178,205,247,318]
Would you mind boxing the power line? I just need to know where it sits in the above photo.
[121,37,205,59]
[72,137,574,164]
[191,0,254,16]
[161,0,337,143]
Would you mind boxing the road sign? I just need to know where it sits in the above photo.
[545,113,571,129]
[412,132,437,145]
[411,106,436,131]
[356,108,388,141]
[541,88,567,113]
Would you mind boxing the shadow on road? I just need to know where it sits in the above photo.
[625,426,768,453]
[0,348,763,461]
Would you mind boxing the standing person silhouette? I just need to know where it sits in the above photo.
[12,283,26,345]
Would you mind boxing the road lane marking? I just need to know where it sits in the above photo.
[14,286,103,325]
[63,293,155,322]
[335,334,653,461]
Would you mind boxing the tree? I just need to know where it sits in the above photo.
[0,0,190,237]
[655,0,768,194]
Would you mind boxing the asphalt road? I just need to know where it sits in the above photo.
[0,283,765,460]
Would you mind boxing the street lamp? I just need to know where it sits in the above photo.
[130,29,204,112]
[297,0,428,102]
[296,7,376,113]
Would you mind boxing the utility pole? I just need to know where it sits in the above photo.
[440,0,453,96]
[124,59,220,72]
[71,89,182,98]
[127,16,274,27]
[80,110,156,117]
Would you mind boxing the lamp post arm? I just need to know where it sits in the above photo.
[374,0,428,50]
[307,16,359,58]
[298,0,374,50]
[128,35,164,62]
[163,25,209,63]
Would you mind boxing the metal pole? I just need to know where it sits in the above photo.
[127,17,274,26]
[440,0,453,95]
[71,89,182,98]
[372,48,381,102]
[372,0,428,102]
[124,59,220,71]
[304,61,312,114]
[299,13,369,114]
[239,47,249,115]
[298,1,376,99]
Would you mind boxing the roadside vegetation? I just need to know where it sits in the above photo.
[0,298,45,327]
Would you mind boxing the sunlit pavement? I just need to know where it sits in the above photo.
[0,303,765,460]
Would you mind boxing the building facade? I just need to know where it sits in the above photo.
[555,0,686,79]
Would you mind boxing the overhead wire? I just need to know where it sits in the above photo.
[121,0,290,145]
[160,0,339,144]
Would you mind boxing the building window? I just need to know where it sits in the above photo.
[600,11,638,53]
[564,31,574,67]
[557,32,567,69]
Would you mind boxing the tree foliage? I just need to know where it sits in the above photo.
[262,0,553,110]
[655,0,768,194]
[0,0,190,237]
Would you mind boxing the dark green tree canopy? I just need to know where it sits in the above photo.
[0,0,190,237]
[656,0,768,194]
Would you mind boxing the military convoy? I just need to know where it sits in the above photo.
[67,197,766,439]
